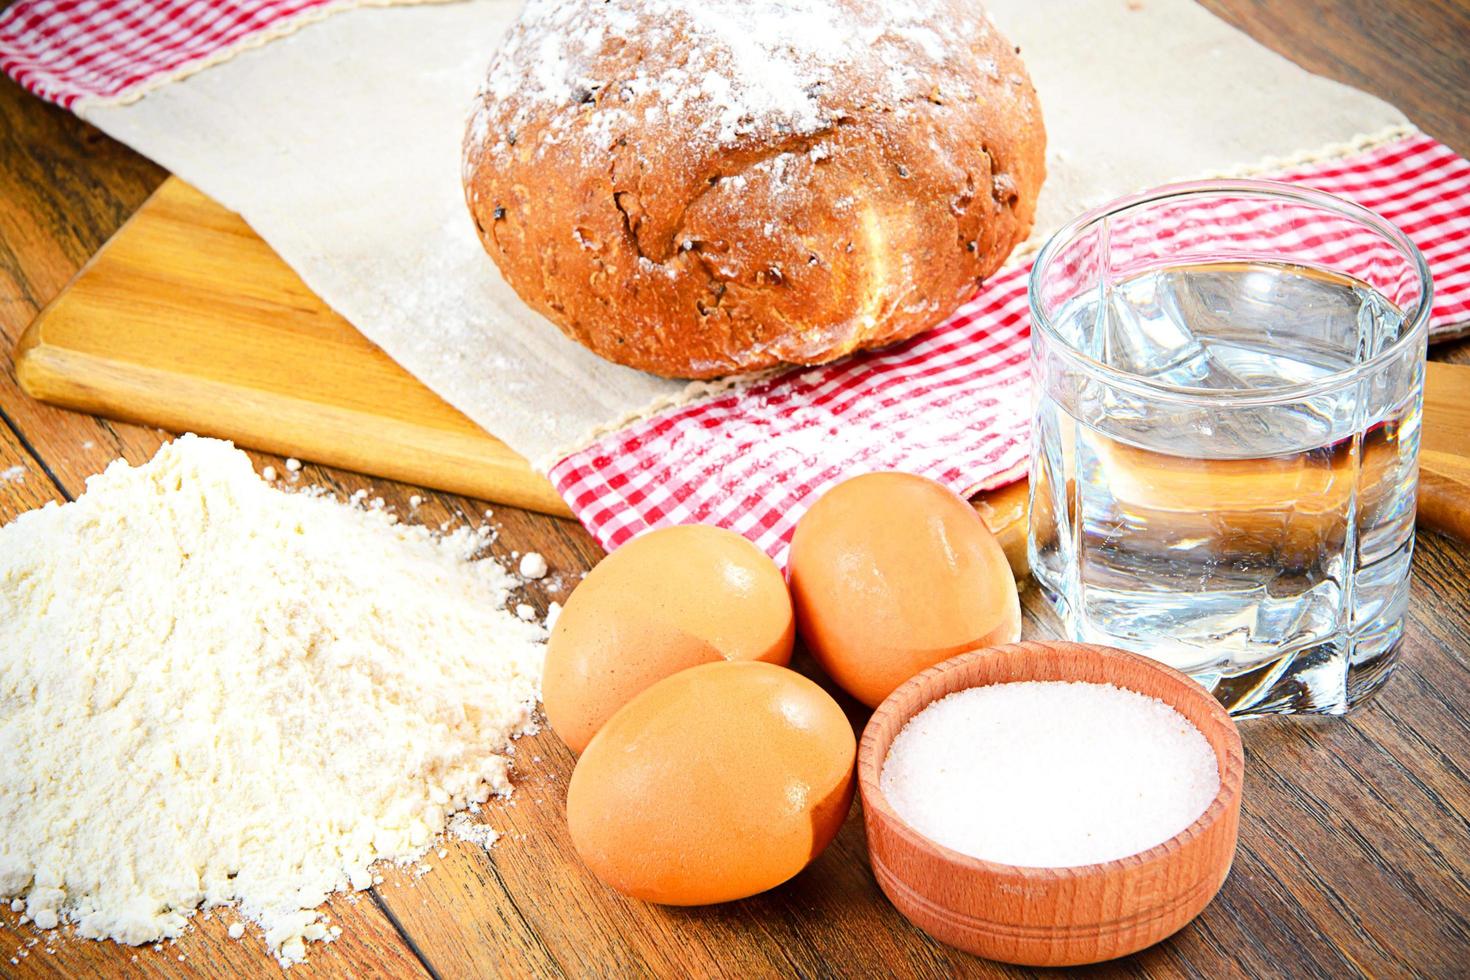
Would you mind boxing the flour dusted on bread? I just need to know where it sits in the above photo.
[464,0,1044,379]
[473,0,961,156]
[0,437,544,964]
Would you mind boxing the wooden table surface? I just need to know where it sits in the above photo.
[2,2,1468,977]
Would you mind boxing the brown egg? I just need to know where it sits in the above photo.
[788,472,1021,707]
[567,660,855,905]
[543,524,794,754]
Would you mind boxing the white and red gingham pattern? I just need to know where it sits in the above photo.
[0,0,346,108]
[1280,134,1470,325]
[557,278,1034,562]
[551,132,1470,563]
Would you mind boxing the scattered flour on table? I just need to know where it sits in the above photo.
[518,551,548,580]
[0,465,23,484]
[447,812,500,852]
[0,436,546,965]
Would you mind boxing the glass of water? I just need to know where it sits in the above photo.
[1027,179,1431,716]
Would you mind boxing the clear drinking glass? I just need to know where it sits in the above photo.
[1027,179,1431,716]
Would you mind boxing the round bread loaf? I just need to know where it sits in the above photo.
[463,0,1045,379]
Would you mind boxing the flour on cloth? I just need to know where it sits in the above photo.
[74,0,1407,465]
[82,1,685,469]
[0,436,545,965]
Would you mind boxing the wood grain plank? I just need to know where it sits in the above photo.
[1197,0,1470,153]
[3,2,1470,977]
[0,898,431,980]
[0,73,178,489]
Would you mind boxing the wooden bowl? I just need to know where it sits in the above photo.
[858,640,1244,967]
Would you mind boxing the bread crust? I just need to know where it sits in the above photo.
[463,0,1045,379]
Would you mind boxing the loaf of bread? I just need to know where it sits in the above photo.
[463,0,1045,379]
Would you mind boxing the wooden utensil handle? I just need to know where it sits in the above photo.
[1419,449,1470,544]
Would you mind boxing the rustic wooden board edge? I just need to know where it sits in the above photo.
[15,327,572,517]
[14,177,572,518]
[16,314,1037,557]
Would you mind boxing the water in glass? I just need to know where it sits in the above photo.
[1030,258,1425,715]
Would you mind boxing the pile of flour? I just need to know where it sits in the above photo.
[0,436,545,964]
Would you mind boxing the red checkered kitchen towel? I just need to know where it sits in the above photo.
[553,135,1470,561]
[5,0,1469,564]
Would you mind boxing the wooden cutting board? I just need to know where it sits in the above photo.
[14,177,1035,561]
[14,178,1467,559]
[16,178,572,517]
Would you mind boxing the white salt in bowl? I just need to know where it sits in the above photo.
[857,640,1244,967]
